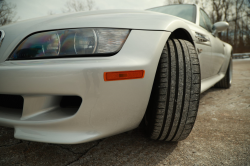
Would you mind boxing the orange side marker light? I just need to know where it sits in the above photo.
[104,70,145,81]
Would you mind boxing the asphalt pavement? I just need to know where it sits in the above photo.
[0,59,250,166]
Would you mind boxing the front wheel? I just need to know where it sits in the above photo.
[145,38,201,141]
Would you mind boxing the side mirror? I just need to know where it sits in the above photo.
[212,21,229,36]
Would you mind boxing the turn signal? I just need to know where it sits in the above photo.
[104,70,145,81]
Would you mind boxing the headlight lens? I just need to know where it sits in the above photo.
[9,28,130,60]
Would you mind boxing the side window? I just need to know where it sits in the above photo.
[199,10,207,30]
[201,9,213,32]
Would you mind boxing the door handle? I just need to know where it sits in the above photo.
[195,32,209,42]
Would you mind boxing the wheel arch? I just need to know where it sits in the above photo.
[164,20,195,46]
[170,28,194,46]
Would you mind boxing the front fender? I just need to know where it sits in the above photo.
[165,20,195,42]
[163,20,198,56]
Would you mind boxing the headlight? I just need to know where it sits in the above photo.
[8,28,130,60]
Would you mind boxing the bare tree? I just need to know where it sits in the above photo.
[222,0,233,41]
[62,0,96,13]
[86,0,95,10]
[210,0,250,53]
[0,0,19,26]
[165,0,185,5]
[210,0,224,23]
[196,0,210,9]
[233,0,244,46]
[47,10,56,15]
[165,0,209,7]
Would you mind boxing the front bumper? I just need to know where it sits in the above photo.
[0,30,171,144]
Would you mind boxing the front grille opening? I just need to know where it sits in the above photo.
[60,96,82,108]
[0,94,24,109]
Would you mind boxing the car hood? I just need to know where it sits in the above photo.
[0,9,186,62]
[1,9,180,32]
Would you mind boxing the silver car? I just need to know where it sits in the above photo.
[0,4,232,144]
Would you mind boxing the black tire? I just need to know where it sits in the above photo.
[214,56,232,89]
[145,38,201,141]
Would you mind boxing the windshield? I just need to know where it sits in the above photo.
[147,4,196,23]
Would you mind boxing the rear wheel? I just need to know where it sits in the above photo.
[214,56,232,88]
[145,38,200,141]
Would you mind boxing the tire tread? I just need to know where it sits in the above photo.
[146,38,201,142]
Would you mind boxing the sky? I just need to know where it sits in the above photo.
[9,0,166,21]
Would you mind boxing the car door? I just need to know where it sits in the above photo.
[200,9,225,76]
[190,9,213,79]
